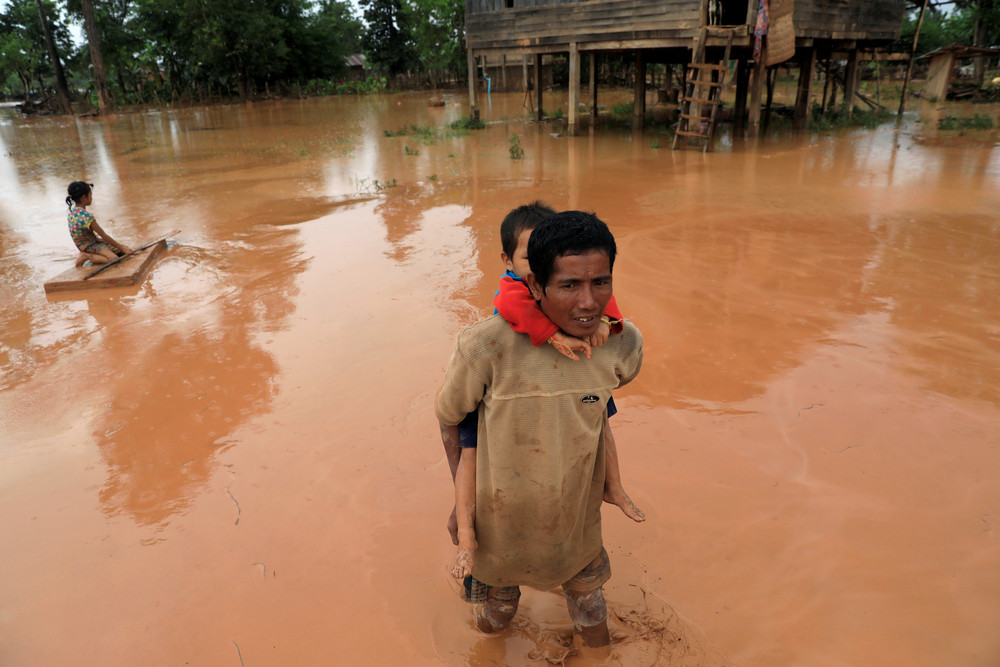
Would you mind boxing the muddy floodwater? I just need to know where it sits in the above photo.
[1,91,999,666]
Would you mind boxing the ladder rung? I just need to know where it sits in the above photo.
[682,97,718,105]
[686,79,724,87]
[688,63,728,71]
[675,130,709,138]
[680,113,711,121]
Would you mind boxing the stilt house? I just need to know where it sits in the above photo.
[464,0,907,143]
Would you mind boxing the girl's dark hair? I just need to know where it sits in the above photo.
[527,210,616,293]
[66,181,92,208]
[499,201,556,258]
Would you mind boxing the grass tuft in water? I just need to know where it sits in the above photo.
[508,134,525,159]
[450,115,486,130]
[938,114,995,131]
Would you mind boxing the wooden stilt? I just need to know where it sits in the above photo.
[467,49,479,120]
[534,53,543,121]
[763,67,776,131]
[793,46,816,130]
[822,59,832,111]
[568,42,580,135]
[748,44,766,137]
[633,50,646,130]
[501,54,507,91]
[734,58,749,136]
[589,53,598,118]
[844,48,860,115]
[899,0,931,115]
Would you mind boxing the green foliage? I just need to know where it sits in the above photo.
[0,0,74,97]
[404,0,465,78]
[938,113,996,130]
[507,133,524,159]
[550,107,564,120]
[898,2,1000,55]
[403,144,419,155]
[450,114,486,130]
[810,106,894,132]
[610,101,634,118]
[650,138,660,149]
[428,173,437,181]
[360,0,417,76]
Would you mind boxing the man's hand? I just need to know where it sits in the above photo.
[587,318,612,348]
[549,332,591,360]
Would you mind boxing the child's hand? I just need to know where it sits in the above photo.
[549,332,591,361]
[450,539,477,579]
[587,318,612,348]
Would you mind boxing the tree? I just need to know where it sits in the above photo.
[33,0,73,112]
[80,0,113,112]
[361,0,417,76]
[405,0,464,83]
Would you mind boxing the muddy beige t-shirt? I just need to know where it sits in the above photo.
[436,315,643,590]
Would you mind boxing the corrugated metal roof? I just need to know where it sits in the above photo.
[346,53,367,68]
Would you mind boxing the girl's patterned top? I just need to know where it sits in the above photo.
[68,206,98,251]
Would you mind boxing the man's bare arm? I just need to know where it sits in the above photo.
[449,447,477,578]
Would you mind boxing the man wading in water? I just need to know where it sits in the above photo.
[436,211,644,655]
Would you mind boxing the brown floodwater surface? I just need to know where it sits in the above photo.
[1,93,998,666]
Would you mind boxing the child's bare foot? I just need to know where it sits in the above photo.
[603,487,646,522]
[74,252,88,267]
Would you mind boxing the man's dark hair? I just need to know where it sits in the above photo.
[499,201,556,258]
[527,210,616,293]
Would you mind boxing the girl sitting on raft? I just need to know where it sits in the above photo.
[66,181,132,267]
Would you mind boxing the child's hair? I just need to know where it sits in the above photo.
[499,201,556,258]
[66,181,92,209]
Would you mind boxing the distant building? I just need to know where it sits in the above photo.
[346,53,368,79]
[464,0,907,138]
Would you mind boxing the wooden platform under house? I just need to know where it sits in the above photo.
[464,0,908,149]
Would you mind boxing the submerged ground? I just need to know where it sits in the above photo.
[0,91,998,666]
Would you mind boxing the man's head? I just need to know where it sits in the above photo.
[525,211,616,340]
[499,201,556,278]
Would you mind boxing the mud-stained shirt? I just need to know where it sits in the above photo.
[436,315,643,590]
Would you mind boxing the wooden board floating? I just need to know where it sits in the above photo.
[43,240,167,293]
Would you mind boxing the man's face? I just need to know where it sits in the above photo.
[526,249,613,339]
[501,228,532,278]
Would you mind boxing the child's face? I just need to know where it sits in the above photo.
[501,228,532,278]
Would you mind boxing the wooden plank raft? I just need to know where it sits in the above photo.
[44,240,167,293]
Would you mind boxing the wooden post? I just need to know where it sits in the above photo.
[568,42,580,136]
[793,46,816,130]
[534,53,543,120]
[523,55,528,92]
[589,53,598,118]
[501,54,507,91]
[633,50,646,130]
[467,49,478,119]
[748,44,767,137]
[844,48,860,114]
[899,0,931,116]
[734,58,749,136]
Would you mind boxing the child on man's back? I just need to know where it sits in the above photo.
[446,201,644,547]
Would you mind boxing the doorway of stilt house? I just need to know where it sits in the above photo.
[708,0,752,27]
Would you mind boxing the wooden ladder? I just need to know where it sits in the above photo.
[672,28,734,153]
